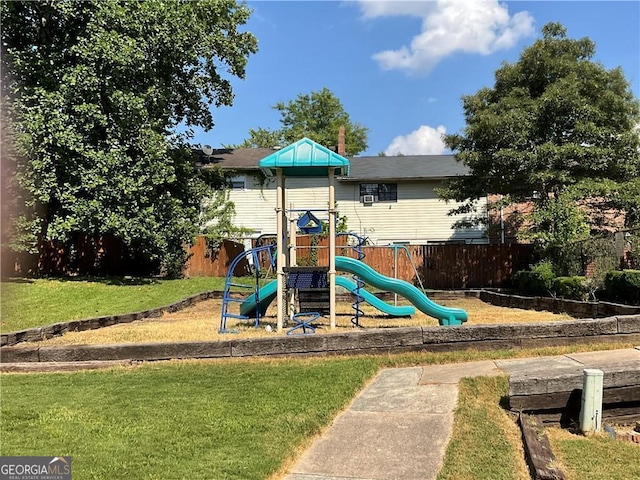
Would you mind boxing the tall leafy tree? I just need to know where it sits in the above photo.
[439,23,640,246]
[1,0,257,276]
[240,87,369,156]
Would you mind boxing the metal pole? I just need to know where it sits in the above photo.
[288,202,297,320]
[393,245,398,306]
[329,167,336,329]
[276,169,285,332]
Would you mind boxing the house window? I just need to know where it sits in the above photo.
[359,183,397,202]
[229,175,246,190]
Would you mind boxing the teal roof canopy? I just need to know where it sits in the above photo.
[259,138,350,177]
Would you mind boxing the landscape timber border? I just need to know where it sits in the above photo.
[1,315,639,364]
[1,290,639,363]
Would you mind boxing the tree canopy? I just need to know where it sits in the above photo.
[1,0,257,276]
[239,87,369,156]
[439,22,640,246]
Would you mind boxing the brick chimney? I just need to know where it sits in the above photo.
[337,125,345,156]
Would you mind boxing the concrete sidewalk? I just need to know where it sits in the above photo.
[283,347,640,480]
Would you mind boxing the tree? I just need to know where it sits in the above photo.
[239,127,284,149]
[198,189,250,256]
[240,87,369,155]
[439,22,640,247]
[1,0,257,276]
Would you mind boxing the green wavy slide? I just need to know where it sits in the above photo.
[240,256,468,325]
[239,277,413,318]
[335,256,468,325]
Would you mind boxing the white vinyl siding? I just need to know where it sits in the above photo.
[336,182,486,244]
[223,174,488,244]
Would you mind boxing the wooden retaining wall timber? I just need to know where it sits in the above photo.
[0,291,225,347]
[509,362,640,425]
[2,316,640,364]
[0,290,388,348]
[480,290,640,318]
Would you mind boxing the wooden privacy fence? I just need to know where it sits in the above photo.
[5,232,534,288]
[184,237,534,289]
[418,244,534,289]
[9,234,130,277]
[334,243,534,289]
[183,237,247,277]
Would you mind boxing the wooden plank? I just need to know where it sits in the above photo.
[39,341,232,362]
[535,407,640,426]
[602,385,640,404]
[602,404,640,419]
[618,315,640,333]
[231,336,328,357]
[423,319,618,345]
[510,361,640,396]
[510,390,581,411]
[1,346,40,363]
[510,386,640,411]
[323,327,424,352]
[233,327,423,357]
[0,360,133,373]
[183,238,247,277]
[519,413,566,480]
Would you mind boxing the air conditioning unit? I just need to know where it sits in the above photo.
[362,194,375,204]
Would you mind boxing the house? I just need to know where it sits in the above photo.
[194,146,488,245]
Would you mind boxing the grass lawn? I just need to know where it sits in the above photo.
[1,345,637,480]
[547,427,640,480]
[2,278,636,479]
[1,276,255,333]
[0,357,380,480]
[439,374,640,480]
[437,376,529,480]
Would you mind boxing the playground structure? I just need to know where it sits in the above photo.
[219,138,468,333]
[219,244,275,333]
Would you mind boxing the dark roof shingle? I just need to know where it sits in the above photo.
[194,148,468,179]
[194,148,279,170]
[341,155,469,181]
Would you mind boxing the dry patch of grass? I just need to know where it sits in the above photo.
[28,296,572,347]
[546,427,640,480]
[437,376,530,480]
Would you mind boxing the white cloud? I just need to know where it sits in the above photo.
[355,0,435,20]
[357,0,535,74]
[385,125,447,155]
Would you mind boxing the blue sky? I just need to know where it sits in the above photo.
[191,0,640,157]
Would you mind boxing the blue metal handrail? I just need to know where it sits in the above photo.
[219,244,275,333]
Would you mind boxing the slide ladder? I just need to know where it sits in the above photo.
[219,244,275,333]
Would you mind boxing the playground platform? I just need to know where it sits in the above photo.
[283,347,640,480]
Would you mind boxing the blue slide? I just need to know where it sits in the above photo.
[239,277,414,318]
[335,276,415,317]
[335,256,468,325]
[240,257,468,325]
[240,279,278,318]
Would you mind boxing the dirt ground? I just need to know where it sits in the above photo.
[31,296,573,346]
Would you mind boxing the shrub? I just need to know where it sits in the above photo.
[552,276,587,300]
[604,271,625,293]
[604,270,640,305]
[513,260,556,296]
